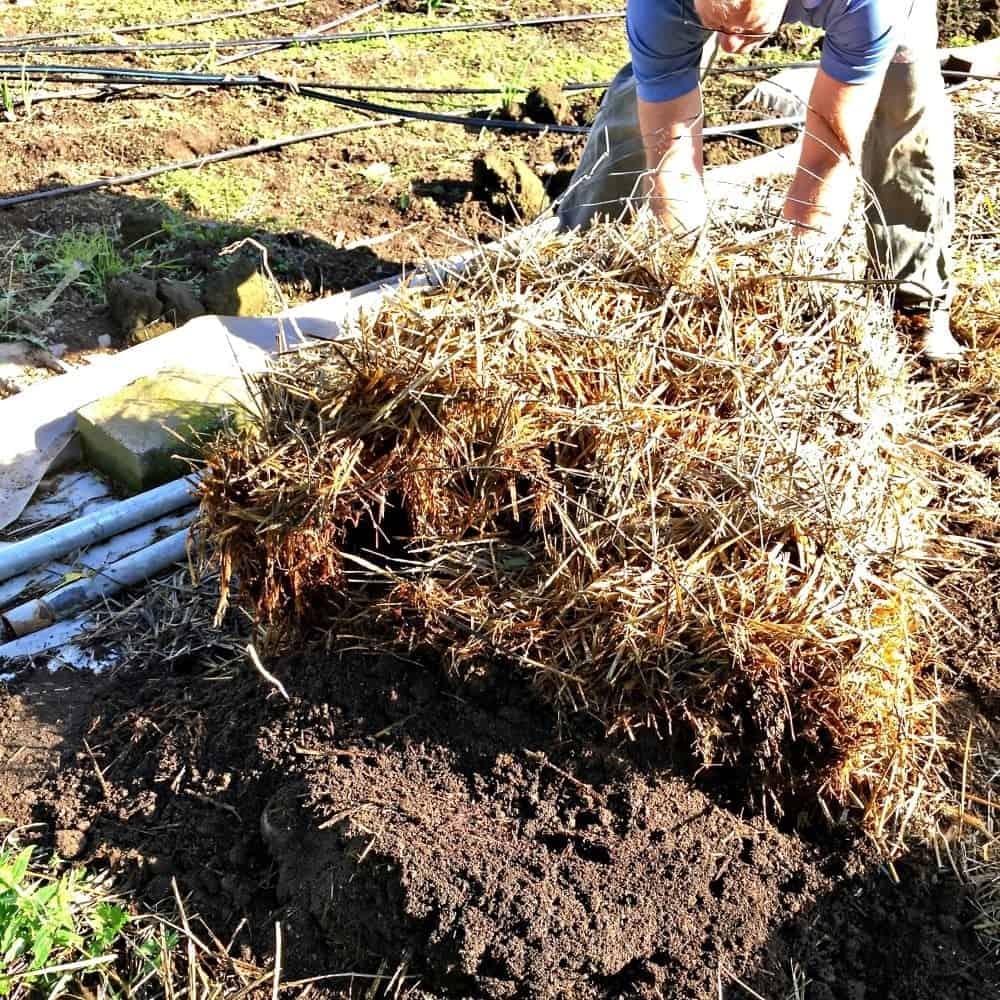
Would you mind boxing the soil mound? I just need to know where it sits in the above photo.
[262,656,819,999]
[19,647,996,999]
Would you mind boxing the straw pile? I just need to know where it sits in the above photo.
[198,217,993,842]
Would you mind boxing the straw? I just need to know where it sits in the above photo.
[197,214,997,847]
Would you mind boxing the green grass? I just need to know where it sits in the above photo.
[0,844,165,999]
[38,228,153,304]
[149,167,267,222]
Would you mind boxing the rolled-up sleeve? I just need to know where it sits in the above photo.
[626,0,709,103]
[819,0,898,85]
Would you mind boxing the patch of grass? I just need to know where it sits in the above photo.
[158,204,257,249]
[0,844,138,998]
[279,13,627,101]
[149,168,266,223]
[39,228,152,304]
[0,836,283,999]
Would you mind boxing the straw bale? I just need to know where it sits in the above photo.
[198,216,994,843]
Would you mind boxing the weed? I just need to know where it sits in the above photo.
[149,168,265,223]
[0,844,129,998]
[39,228,149,303]
[159,204,256,249]
[0,81,13,122]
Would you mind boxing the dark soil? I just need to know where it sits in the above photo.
[3,636,997,999]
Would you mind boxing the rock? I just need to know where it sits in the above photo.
[202,257,270,317]
[107,273,163,338]
[76,367,255,491]
[472,151,548,221]
[524,84,574,126]
[157,278,206,326]
[129,320,174,346]
[119,206,168,250]
[97,334,113,349]
[54,828,87,860]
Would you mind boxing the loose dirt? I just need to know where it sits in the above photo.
[3,625,997,998]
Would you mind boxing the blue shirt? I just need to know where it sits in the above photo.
[628,0,899,102]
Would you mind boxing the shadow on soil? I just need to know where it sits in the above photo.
[0,188,416,354]
[4,639,996,1000]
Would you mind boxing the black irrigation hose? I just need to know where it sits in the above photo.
[0,64,612,95]
[2,0,307,45]
[0,11,626,57]
[5,58,993,93]
[289,81,804,136]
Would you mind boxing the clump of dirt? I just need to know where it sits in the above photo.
[471,150,549,220]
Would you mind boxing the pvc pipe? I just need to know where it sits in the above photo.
[2,528,190,637]
[0,507,198,610]
[0,477,197,584]
[0,614,93,664]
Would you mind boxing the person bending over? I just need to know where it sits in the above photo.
[558,0,962,361]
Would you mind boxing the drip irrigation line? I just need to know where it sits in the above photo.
[0,63,612,95]
[0,11,626,56]
[2,0,307,45]
[214,0,391,69]
[0,2,393,111]
[288,81,804,137]
[6,58,994,97]
[0,116,402,210]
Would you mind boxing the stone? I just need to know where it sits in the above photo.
[54,828,87,860]
[202,257,271,317]
[76,367,254,491]
[119,205,168,250]
[157,278,206,326]
[524,84,574,126]
[97,334,113,349]
[107,273,163,338]
[472,151,548,222]
[129,320,174,345]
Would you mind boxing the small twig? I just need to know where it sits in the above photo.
[272,921,282,1000]
[524,750,607,805]
[83,739,113,800]
[246,644,290,701]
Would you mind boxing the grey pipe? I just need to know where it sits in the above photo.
[0,614,93,665]
[0,476,197,584]
[2,528,190,637]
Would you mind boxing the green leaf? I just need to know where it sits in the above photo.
[32,926,53,970]
[90,902,128,953]
[1,847,33,890]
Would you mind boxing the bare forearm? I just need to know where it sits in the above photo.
[784,68,884,234]
[637,89,707,234]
